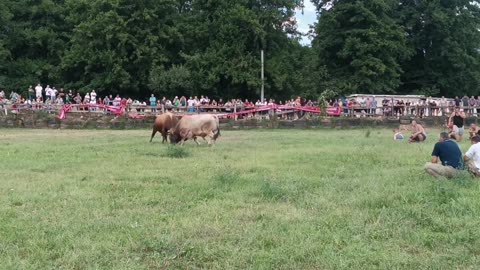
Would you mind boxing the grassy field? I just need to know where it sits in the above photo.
[0,128,479,269]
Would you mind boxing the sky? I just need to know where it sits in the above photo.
[294,0,317,46]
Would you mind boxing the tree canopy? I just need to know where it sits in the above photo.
[1,0,479,100]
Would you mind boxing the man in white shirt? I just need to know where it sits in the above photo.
[51,87,58,103]
[464,135,480,177]
[45,85,54,101]
[90,90,97,101]
[35,83,43,99]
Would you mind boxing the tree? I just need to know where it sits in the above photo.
[312,0,411,95]
[0,0,13,88]
[175,0,304,100]
[396,0,480,96]
[61,0,179,97]
[1,0,69,94]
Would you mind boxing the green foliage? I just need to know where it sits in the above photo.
[2,0,480,99]
[1,0,307,101]
[149,64,194,97]
[61,0,179,97]
[313,0,411,95]
[395,0,480,96]
[312,0,480,96]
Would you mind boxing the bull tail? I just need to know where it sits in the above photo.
[213,115,221,140]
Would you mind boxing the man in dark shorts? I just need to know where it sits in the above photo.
[409,120,426,142]
[449,107,466,142]
[424,132,463,178]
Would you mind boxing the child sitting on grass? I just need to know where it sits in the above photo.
[393,128,404,140]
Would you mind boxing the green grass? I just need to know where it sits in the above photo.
[0,128,479,269]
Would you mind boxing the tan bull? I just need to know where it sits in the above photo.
[150,112,180,143]
[169,114,220,146]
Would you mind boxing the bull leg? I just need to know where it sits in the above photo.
[150,129,157,142]
[207,131,215,146]
[194,137,201,145]
[161,130,167,144]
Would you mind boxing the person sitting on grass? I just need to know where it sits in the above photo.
[409,120,426,142]
[468,123,480,139]
[393,128,404,140]
[424,132,463,178]
[464,135,480,177]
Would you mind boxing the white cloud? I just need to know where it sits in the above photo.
[304,0,316,12]
[294,0,317,45]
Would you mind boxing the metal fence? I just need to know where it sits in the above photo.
[0,102,477,119]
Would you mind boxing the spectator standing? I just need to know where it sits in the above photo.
[73,93,82,104]
[454,96,461,107]
[165,98,172,109]
[469,96,477,116]
[28,85,34,101]
[193,96,200,112]
[35,83,43,99]
[149,94,157,112]
[365,97,371,115]
[121,98,127,112]
[113,95,121,106]
[67,90,73,104]
[45,85,53,101]
[160,96,166,107]
[84,93,90,104]
[200,95,207,105]
[126,98,133,111]
[424,132,463,178]
[180,96,186,107]
[89,94,97,111]
[439,96,447,115]
[370,97,377,116]
[103,96,110,106]
[59,88,66,103]
[173,96,180,108]
[462,95,469,112]
[90,90,97,103]
[187,96,195,113]
[51,87,58,103]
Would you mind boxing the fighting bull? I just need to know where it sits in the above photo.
[150,112,180,143]
[168,114,220,146]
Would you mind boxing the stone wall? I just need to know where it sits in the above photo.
[0,112,478,130]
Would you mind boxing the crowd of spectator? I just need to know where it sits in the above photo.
[2,84,480,118]
[0,84,316,115]
[327,95,480,118]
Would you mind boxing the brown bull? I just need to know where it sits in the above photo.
[150,112,180,143]
[169,114,220,146]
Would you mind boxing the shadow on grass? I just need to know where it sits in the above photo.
[162,146,190,158]
[260,180,288,201]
